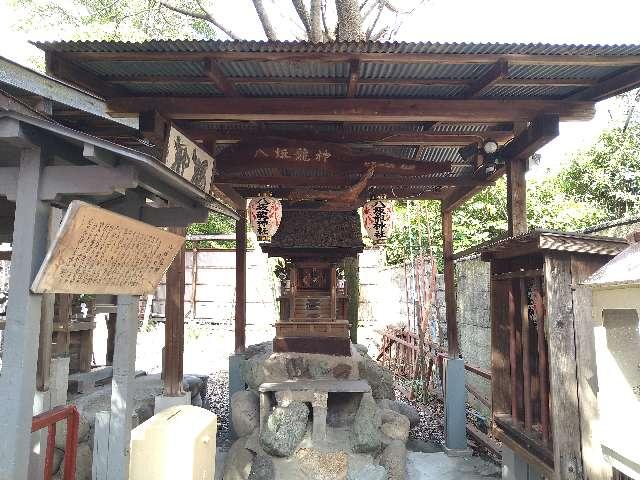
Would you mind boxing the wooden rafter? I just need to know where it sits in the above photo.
[466,60,509,98]
[44,52,126,98]
[568,65,640,101]
[204,59,238,96]
[442,114,560,212]
[107,97,595,122]
[347,59,360,97]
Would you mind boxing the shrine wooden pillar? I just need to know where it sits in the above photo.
[441,206,459,358]
[507,156,528,236]
[235,212,247,354]
[164,226,186,396]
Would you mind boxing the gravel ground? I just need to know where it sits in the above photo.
[204,370,233,450]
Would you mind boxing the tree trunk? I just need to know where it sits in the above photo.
[335,0,364,41]
[251,0,278,40]
[343,255,359,344]
[309,0,323,42]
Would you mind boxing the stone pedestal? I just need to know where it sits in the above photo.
[154,392,190,414]
[228,353,246,439]
[444,358,470,455]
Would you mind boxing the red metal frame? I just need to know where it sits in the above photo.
[31,405,79,480]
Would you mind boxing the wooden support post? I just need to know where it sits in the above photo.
[235,213,246,354]
[343,255,359,344]
[442,206,459,357]
[190,247,198,321]
[0,148,49,480]
[330,264,337,321]
[507,156,527,236]
[164,226,186,396]
[36,207,63,391]
[520,279,532,432]
[106,295,139,480]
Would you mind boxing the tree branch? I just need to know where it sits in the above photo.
[377,0,416,14]
[365,4,383,40]
[309,0,323,42]
[291,0,312,37]
[335,0,365,41]
[251,0,278,40]
[157,0,240,39]
[320,0,333,41]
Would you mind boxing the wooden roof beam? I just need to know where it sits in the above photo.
[442,114,560,212]
[44,52,127,99]
[466,60,509,98]
[106,97,595,123]
[347,60,360,97]
[215,175,480,187]
[205,59,238,97]
[184,129,515,145]
[58,50,640,66]
[568,65,640,101]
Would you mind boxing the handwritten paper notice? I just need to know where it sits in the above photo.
[31,201,184,295]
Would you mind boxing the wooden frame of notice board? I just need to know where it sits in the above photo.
[31,200,184,295]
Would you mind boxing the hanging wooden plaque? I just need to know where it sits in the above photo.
[163,125,217,194]
[31,201,184,295]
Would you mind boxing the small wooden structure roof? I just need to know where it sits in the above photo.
[262,210,364,257]
[32,40,640,211]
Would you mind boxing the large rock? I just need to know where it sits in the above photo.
[223,438,254,480]
[380,409,410,444]
[55,415,90,449]
[296,448,348,480]
[248,455,275,480]
[350,393,381,453]
[358,354,395,400]
[231,390,260,437]
[377,399,420,428]
[379,440,407,480]
[260,401,309,457]
[347,463,387,480]
[183,374,204,399]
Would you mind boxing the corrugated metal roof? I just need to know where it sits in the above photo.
[33,39,640,57]
[357,83,466,98]
[218,60,349,78]
[361,62,491,80]
[236,83,346,96]
[125,82,222,96]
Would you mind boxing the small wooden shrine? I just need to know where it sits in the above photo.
[481,231,628,480]
[262,209,363,356]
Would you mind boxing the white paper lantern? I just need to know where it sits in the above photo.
[362,197,394,243]
[248,193,282,242]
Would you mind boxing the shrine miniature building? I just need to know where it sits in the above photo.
[585,238,640,480]
[262,209,364,356]
[480,231,628,479]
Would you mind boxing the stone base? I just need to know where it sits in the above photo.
[273,336,351,356]
[442,444,473,457]
[154,392,190,414]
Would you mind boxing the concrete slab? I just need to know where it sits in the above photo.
[154,392,190,414]
[407,452,500,480]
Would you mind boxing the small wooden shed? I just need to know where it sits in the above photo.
[480,231,628,480]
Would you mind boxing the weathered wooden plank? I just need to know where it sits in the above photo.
[571,255,613,480]
[107,97,596,123]
[544,254,583,480]
[235,214,247,353]
[491,261,511,417]
[507,157,527,236]
[442,207,459,357]
[164,227,186,396]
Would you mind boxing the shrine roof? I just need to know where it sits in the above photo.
[263,210,364,254]
[585,241,640,287]
[27,39,640,207]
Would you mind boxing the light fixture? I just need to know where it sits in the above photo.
[482,139,499,155]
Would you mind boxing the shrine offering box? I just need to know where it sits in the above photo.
[481,231,627,479]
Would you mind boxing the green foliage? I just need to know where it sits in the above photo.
[9,0,218,41]
[385,174,609,271]
[559,125,640,218]
[186,211,236,249]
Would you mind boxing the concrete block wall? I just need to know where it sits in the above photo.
[455,255,492,417]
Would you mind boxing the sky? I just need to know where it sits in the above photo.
[0,0,638,173]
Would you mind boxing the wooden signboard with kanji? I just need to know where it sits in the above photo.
[163,125,217,194]
[31,201,184,295]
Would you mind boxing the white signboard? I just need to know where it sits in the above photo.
[164,126,216,194]
[31,201,184,295]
